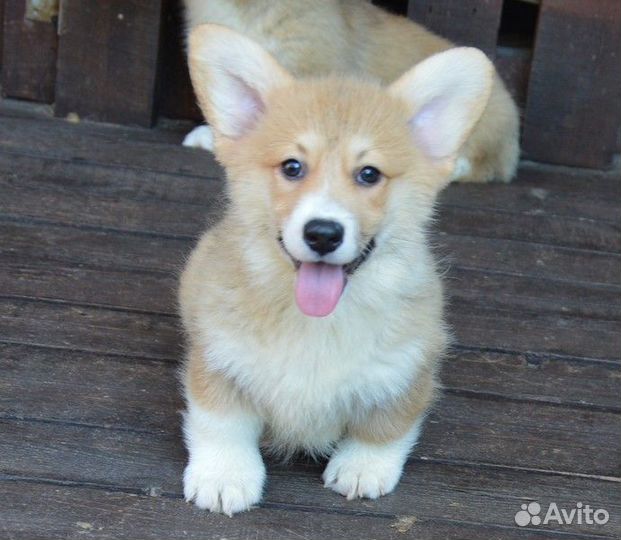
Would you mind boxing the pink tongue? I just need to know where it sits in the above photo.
[295,262,346,317]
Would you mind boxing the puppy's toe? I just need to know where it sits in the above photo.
[183,452,265,515]
[323,440,404,500]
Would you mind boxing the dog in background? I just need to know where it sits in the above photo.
[182,0,519,183]
[179,21,494,514]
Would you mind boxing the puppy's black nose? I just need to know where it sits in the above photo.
[304,219,344,255]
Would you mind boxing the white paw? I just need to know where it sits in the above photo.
[182,125,215,151]
[183,449,266,515]
[322,439,406,500]
[451,156,472,181]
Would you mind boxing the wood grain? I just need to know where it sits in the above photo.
[55,0,163,126]
[0,298,182,360]
[1,415,619,509]
[0,0,4,72]
[0,115,618,223]
[1,0,58,102]
[3,479,613,540]
[2,342,619,439]
[522,0,621,168]
[2,224,619,359]
[0,151,619,251]
[1,103,620,538]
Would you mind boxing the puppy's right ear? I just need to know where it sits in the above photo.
[188,24,292,139]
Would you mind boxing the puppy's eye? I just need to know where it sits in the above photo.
[281,159,306,180]
[355,166,382,186]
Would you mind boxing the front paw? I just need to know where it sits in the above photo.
[323,440,405,500]
[183,449,266,515]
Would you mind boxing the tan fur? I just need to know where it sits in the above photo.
[184,346,248,412]
[184,0,519,182]
[178,27,486,452]
[180,79,446,443]
[178,27,497,512]
[348,364,439,444]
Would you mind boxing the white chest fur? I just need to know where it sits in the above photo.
[203,285,429,455]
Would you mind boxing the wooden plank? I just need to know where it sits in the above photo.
[2,480,609,540]
[2,255,618,325]
[523,0,621,168]
[1,115,619,224]
[0,263,178,314]
[0,298,182,360]
[1,419,619,530]
[448,303,621,361]
[2,343,618,435]
[0,154,223,238]
[0,344,183,430]
[1,222,619,360]
[0,0,4,73]
[1,0,58,102]
[0,221,191,274]
[438,205,620,253]
[442,349,621,411]
[0,114,218,177]
[447,267,620,321]
[2,414,620,510]
[0,152,619,252]
[407,0,503,56]
[1,255,619,361]
[439,234,621,288]
[4,219,619,293]
[440,164,621,224]
[55,0,163,126]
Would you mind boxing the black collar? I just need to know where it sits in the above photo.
[343,238,376,275]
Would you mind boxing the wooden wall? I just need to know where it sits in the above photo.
[54,0,162,126]
[1,0,57,102]
[521,0,621,169]
[1,0,620,170]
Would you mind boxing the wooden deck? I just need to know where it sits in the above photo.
[1,100,620,539]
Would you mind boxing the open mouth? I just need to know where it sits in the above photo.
[277,237,376,318]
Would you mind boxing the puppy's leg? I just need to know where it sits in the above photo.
[182,125,215,151]
[183,349,265,515]
[323,417,424,500]
[323,369,437,500]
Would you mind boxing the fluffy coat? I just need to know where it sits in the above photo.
[179,23,494,515]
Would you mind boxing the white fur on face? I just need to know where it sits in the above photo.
[281,191,360,265]
[183,396,266,515]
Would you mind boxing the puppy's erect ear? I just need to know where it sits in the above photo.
[188,24,292,139]
[389,47,493,166]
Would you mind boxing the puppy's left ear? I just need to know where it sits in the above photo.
[389,47,493,171]
[188,24,293,140]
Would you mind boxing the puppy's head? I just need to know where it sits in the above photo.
[189,24,493,317]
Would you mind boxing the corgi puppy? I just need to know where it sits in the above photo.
[179,24,494,515]
[182,0,519,183]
